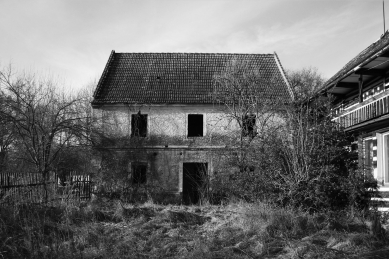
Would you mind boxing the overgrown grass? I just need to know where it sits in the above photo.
[0,199,388,258]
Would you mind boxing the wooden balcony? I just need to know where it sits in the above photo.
[332,90,389,129]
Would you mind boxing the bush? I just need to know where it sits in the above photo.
[269,98,378,213]
[212,97,378,214]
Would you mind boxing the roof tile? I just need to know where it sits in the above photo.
[92,52,291,105]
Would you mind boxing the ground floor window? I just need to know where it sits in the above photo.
[363,132,389,185]
[383,133,389,184]
[132,163,147,184]
[363,136,377,179]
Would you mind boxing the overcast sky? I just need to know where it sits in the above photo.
[0,0,387,91]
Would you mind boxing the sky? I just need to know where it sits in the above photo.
[0,0,387,91]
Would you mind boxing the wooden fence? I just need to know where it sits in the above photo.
[57,173,92,201]
[0,171,92,205]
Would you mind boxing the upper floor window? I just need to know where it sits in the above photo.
[131,113,147,137]
[187,114,203,137]
[242,114,256,137]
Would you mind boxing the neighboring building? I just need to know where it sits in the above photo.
[91,51,292,204]
[320,32,389,188]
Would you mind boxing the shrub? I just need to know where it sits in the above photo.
[212,96,378,214]
[269,98,378,213]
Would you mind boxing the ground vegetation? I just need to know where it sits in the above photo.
[1,200,388,259]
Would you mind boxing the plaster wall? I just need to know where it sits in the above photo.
[95,104,239,141]
[123,149,225,192]
[93,104,282,201]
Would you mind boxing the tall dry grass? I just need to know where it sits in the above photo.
[187,201,387,258]
[0,199,387,259]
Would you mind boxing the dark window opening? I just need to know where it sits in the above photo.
[131,113,147,137]
[242,114,256,137]
[188,114,203,137]
[132,163,147,184]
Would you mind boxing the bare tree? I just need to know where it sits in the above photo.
[286,67,325,101]
[0,93,15,173]
[212,59,283,172]
[0,66,94,202]
[211,59,286,201]
[262,68,376,212]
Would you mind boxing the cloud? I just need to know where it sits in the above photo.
[0,0,386,89]
[213,2,370,53]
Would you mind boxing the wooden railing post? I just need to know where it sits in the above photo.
[359,75,364,103]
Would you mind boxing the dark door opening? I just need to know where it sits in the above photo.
[183,163,208,205]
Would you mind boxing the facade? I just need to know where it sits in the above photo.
[320,32,389,188]
[92,51,292,204]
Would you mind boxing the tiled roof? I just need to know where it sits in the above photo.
[92,51,292,105]
[323,31,389,90]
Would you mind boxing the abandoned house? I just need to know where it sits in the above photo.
[91,51,292,204]
[320,31,389,191]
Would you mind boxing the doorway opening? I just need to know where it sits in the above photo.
[183,163,208,205]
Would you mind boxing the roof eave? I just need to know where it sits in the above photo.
[321,38,389,94]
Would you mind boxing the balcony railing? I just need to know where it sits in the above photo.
[332,93,389,128]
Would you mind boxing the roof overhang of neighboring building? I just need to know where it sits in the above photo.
[319,31,389,101]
